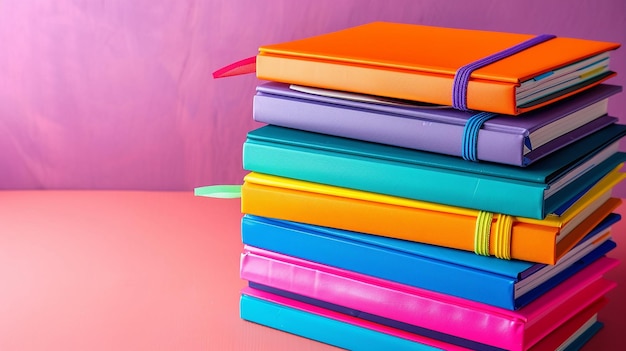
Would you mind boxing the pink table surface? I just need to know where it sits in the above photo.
[0,190,623,350]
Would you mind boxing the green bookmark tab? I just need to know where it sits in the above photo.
[194,185,242,199]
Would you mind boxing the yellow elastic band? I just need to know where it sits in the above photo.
[494,214,514,259]
[474,211,493,256]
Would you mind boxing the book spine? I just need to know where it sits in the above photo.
[240,215,518,309]
[240,249,525,350]
[256,54,615,115]
[257,54,519,115]
[242,140,547,219]
[253,93,526,166]
[241,179,559,264]
[240,288,472,351]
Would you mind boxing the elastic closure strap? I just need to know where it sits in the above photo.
[494,214,514,260]
[474,211,493,256]
[452,34,556,111]
[474,211,513,259]
[461,112,498,161]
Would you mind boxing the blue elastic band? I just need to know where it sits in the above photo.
[461,112,498,161]
[452,34,556,111]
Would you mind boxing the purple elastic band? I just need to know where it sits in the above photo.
[452,34,556,111]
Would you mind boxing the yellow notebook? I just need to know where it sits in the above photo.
[241,166,624,264]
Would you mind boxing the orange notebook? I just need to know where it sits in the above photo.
[255,22,619,115]
[241,169,623,264]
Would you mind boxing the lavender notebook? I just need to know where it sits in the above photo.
[253,82,621,166]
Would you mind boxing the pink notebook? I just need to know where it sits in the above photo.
[241,246,617,351]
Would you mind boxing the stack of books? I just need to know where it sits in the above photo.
[218,22,625,350]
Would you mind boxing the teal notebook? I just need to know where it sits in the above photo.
[243,124,626,219]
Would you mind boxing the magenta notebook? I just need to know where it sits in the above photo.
[240,246,617,351]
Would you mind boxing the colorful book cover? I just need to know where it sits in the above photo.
[252,22,620,115]
[253,82,621,166]
[241,165,623,264]
[243,123,626,219]
[241,246,618,351]
[240,211,619,309]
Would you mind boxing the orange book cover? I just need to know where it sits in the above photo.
[241,171,623,264]
[256,22,620,115]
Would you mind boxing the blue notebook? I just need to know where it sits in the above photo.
[241,213,619,310]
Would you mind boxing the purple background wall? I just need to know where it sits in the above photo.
[1,0,625,194]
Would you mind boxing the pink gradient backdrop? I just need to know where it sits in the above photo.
[1,0,625,193]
